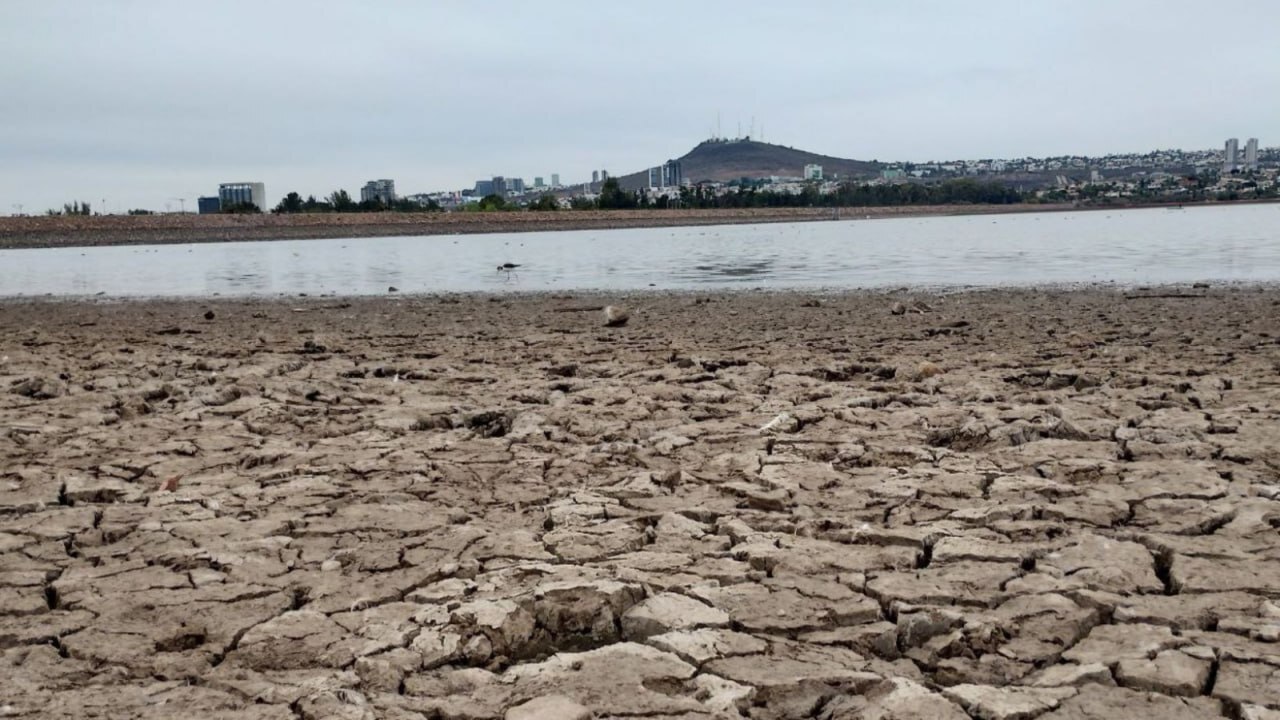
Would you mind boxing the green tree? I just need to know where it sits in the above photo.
[273,192,304,214]
[302,195,332,212]
[476,194,507,211]
[327,190,356,212]
[528,194,560,211]
[596,177,637,209]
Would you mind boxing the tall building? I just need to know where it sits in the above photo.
[197,196,221,214]
[1245,138,1259,170]
[218,182,266,210]
[601,169,609,180]
[509,178,525,195]
[474,179,494,196]
[551,173,560,187]
[647,160,684,189]
[360,179,396,205]
[804,164,824,181]
[491,176,508,196]
[592,170,600,184]
[534,177,545,188]
[1223,138,1240,172]
[663,160,682,188]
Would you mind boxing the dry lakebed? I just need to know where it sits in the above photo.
[1,288,1279,719]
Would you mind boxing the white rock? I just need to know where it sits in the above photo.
[603,305,629,327]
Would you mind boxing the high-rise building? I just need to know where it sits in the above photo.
[551,174,560,187]
[1245,138,1259,170]
[804,164,824,181]
[1223,138,1240,172]
[509,178,525,195]
[474,179,494,196]
[592,170,600,184]
[601,169,609,180]
[663,160,682,188]
[218,182,266,210]
[360,179,396,205]
[647,160,684,189]
[492,176,508,196]
[534,177,545,188]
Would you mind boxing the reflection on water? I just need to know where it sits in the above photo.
[689,258,776,279]
[2,204,1280,298]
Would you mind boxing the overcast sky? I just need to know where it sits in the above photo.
[3,1,1277,212]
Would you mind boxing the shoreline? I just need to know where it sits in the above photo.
[2,199,1274,252]
[0,202,1149,250]
[1,279,1259,304]
[2,287,1278,716]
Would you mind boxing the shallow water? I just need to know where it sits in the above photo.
[2,204,1279,298]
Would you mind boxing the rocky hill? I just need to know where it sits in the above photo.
[617,139,884,188]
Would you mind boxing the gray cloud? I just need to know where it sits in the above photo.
[2,0,1277,212]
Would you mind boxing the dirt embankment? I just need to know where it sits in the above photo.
[0,205,1071,250]
[2,288,1279,718]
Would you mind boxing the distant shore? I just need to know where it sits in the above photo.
[0,205,1070,250]
[3,200,1275,251]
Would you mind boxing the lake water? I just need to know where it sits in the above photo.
[2,204,1279,298]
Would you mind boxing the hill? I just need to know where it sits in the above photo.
[617,139,884,189]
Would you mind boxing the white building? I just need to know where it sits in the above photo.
[1245,138,1259,170]
[361,179,396,205]
[804,164,823,181]
[218,182,266,210]
[1224,138,1239,172]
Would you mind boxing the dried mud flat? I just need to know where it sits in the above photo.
[1,289,1279,720]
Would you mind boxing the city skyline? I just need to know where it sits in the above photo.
[3,1,1279,211]
[8,135,1278,215]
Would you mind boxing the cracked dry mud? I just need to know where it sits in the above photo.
[2,289,1279,720]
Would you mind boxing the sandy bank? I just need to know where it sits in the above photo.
[0,204,1071,250]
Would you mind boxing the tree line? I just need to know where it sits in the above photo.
[676,178,1025,209]
[268,191,440,214]
[464,177,1031,213]
[45,201,92,216]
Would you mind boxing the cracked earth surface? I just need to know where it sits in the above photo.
[1,289,1279,719]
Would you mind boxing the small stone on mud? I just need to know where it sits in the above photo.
[760,411,800,434]
[916,361,943,379]
[604,305,630,327]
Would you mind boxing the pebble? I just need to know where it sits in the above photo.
[604,305,630,327]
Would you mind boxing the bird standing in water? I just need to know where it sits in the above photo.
[497,263,520,282]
